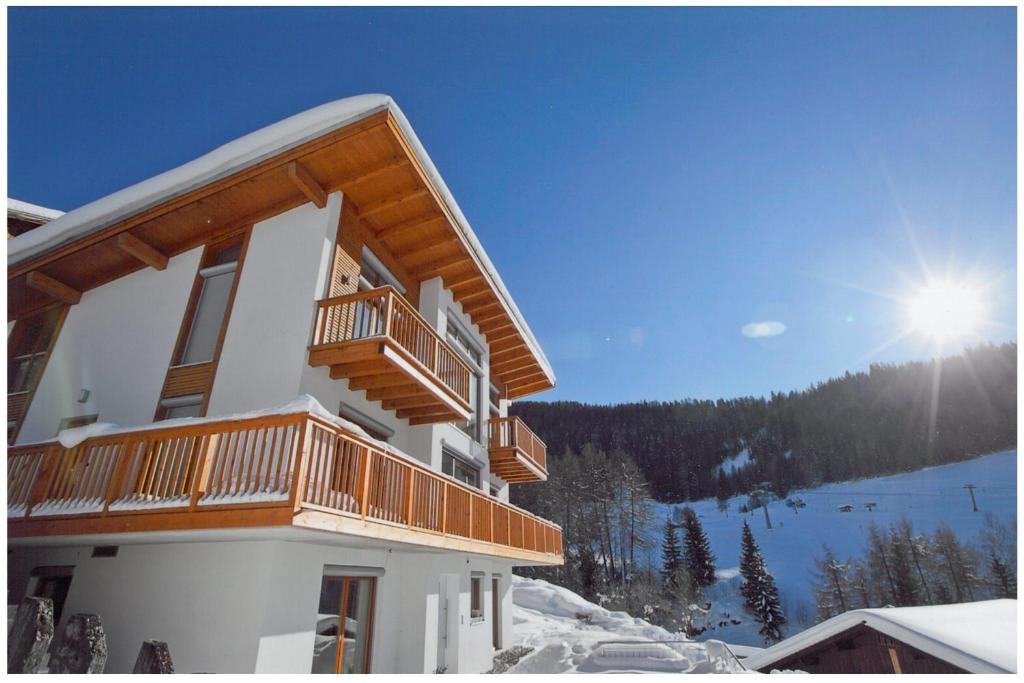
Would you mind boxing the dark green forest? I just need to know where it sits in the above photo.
[511,342,1016,504]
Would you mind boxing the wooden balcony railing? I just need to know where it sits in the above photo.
[7,412,562,562]
[487,416,548,483]
[309,287,473,423]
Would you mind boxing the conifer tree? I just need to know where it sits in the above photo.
[681,507,717,587]
[989,552,1017,599]
[811,544,850,619]
[887,528,920,606]
[739,521,787,642]
[661,518,683,586]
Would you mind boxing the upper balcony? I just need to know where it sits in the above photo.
[487,416,548,483]
[7,410,563,564]
[308,286,473,425]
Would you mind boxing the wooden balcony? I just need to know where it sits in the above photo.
[488,416,548,483]
[7,411,563,564]
[308,286,473,425]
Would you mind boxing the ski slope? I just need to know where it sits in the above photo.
[644,450,1017,646]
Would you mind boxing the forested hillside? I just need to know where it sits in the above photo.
[511,343,1016,503]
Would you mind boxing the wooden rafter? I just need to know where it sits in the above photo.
[483,325,519,343]
[345,372,409,389]
[416,253,467,278]
[508,378,553,396]
[287,160,328,209]
[466,301,502,317]
[491,346,533,364]
[393,231,455,258]
[365,385,423,401]
[115,232,169,270]
[456,289,492,306]
[443,270,485,290]
[328,156,410,192]
[374,213,443,242]
[499,367,547,383]
[492,356,537,375]
[359,188,430,218]
[473,310,507,327]
[26,272,81,305]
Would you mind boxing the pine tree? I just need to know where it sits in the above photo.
[989,552,1017,598]
[661,518,683,586]
[681,507,717,587]
[739,520,787,642]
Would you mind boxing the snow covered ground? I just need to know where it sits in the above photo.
[643,450,1017,646]
[508,575,750,673]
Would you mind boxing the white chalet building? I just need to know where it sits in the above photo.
[6,94,561,674]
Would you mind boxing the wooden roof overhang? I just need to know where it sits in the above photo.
[8,111,554,399]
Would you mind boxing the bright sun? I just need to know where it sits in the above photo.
[906,280,986,343]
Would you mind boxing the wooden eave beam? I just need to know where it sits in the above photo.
[508,378,553,397]
[493,356,538,375]
[365,385,423,401]
[416,253,468,278]
[374,214,444,242]
[327,156,410,192]
[115,232,169,270]
[26,271,81,305]
[499,367,547,383]
[359,188,430,218]
[489,337,525,354]
[473,310,508,327]
[491,347,533,365]
[397,404,455,418]
[484,326,520,343]
[288,160,328,209]
[347,372,409,390]
[455,289,492,306]
[444,271,485,290]
[393,232,456,259]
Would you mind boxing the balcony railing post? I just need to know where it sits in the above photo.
[24,444,61,516]
[404,467,415,527]
[359,448,373,519]
[103,437,137,513]
[382,289,394,339]
[191,433,222,510]
[440,481,449,535]
[288,419,312,513]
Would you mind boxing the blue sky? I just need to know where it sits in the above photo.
[8,7,1017,404]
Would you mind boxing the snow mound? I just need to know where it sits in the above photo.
[508,576,750,674]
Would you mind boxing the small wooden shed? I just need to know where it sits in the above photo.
[743,600,1016,674]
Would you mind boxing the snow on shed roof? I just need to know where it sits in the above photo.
[8,198,64,223]
[744,599,1017,674]
[7,94,553,384]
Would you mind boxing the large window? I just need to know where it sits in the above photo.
[8,306,66,443]
[157,235,247,420]
[442,447,480,488]
[311,571,377,674]
[446,316,484,441]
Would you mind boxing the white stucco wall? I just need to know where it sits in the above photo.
[8,540,516,674]
[16,248,202,444]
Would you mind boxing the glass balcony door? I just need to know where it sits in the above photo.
[312,575,376,674]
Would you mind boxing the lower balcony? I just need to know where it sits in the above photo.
[308,286,473,425]
[7,411,563,565]
[488,416,548,483]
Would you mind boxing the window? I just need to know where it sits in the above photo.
[311,570,378,674]
[28,566,74,625]
[157,234,247,420]
[57,414,98,434]
[358,247,405,293]
[446,315,484,441]
[177,245,240,365]
[160,394,203,420]
[470,573,484,621]
[338,403,394,443]
[442,447,480,488]
[8,306,66,443]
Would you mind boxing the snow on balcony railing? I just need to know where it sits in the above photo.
[7,398,562,559]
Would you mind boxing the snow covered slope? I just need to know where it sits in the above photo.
[508,575,749,674]
[645,450,1017,646]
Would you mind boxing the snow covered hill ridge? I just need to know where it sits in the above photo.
[505,575,752,674]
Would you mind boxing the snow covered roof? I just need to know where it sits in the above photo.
[6,95,553,386]
[744,599,1017,674]
[8,198,64,223]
